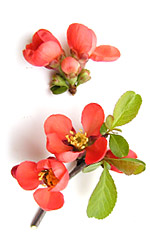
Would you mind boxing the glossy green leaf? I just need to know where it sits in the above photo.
[112,91,142,127]
[104,157,146,175]
[82,162,102,173]
[50,86,68,94]
[87,167,117,219]
[109,134,129,158]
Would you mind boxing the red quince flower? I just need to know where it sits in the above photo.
[44,103,107,165]
[67,23,120,62]
[23,29,63,67]
[61,56,81,75]
[11,158,69,211]
[106,149,138,173]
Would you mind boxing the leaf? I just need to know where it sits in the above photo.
[105,115,114,130]
[109,134,129,158]
[82,162,102,173]
[100,123,107,135]
[112,91,142,127]
[87,167,117,219]
[50,86,68,94]
[104,157,146,175]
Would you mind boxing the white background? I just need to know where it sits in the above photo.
[1,0,150,251]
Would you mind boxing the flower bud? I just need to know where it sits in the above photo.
[61,57,80,75]
[77,69,91,85]
[50,74,67,88]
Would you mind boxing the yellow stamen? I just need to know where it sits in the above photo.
[66,129,88,151]
[38,168,59,188]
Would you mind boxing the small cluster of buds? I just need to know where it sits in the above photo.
[23,23,120,95]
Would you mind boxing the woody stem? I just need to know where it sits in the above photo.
[30,158,86,228]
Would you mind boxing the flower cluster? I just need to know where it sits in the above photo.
[23,23,120,95]
[11,24,145,227]
[11,95,145,216]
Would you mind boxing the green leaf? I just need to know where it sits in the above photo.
[82,162,102,173]
[105,115,114,130]
[100,123,107,135]
[103,160,111,170]
[109,134,129,158]
[50,86,68,94]
[112,91,142,127]
[87,167,117,219]
[104,157,146,175]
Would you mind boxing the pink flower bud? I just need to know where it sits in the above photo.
[61,57,80,75]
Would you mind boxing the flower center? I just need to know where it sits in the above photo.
[38,168,59,188]
[66,129,89,151]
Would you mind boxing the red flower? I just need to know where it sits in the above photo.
[11,158,69,211]
[44,103,107,165]
[67,23,120,62]
[106,149,138,173]
[23,29,63,67]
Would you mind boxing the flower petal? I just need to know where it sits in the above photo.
[85,137,107,165]
[90,45,120,62]
[37,158,69,191]
[46,133,72,154]
[44,114,73,139]
[15,161,39,190]
[32,29,62,49]
[67,23,97,58]
[23,41,62,67]
[35,158,69,191]
[33,189,64,211]
[56,150,82,163]
[81,103,105,137]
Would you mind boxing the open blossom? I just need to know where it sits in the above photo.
[67,23,120,62]
[106,149,138,173]
[44,103,107,165]
[11,158,69,211]
[23,29,63,67]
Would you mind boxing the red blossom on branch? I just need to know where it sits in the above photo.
[44,103,107,165]
[11,158,69,211]
[105,149,138,173]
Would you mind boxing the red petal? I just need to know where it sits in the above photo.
[46,133,72,154]
[56,150,82,163]
[81,103,105,137]
[26,29,62,50]
[85,137,107,165]
[15,161,39,190]
[23,41,62,66]
[11,165,18,178]
[90,45,120,62]
[105,149,137,173]
[33,189,64,211]
[36,158,69,191]
[44,114,73,139]
[67,23,97,58]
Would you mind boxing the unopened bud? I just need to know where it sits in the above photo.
[50,74,67,88]
[61,57,80,75]
[77,69,91,85]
